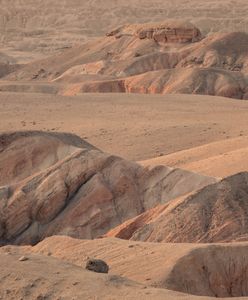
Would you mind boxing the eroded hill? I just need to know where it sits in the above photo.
[4,22,248,99]
[107,172,248,243]
[0,131,215,245]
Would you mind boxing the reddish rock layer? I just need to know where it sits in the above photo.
[0,131,215,245]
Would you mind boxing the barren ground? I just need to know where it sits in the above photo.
[1,1,248,299]
[0,0,248,63]
[1,92,248,164]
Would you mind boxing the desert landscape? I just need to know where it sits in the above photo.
[1,1,248,299]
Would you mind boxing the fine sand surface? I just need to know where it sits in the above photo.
[1,92,248,162]
[141,136,248,178]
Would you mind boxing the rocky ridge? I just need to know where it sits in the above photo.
[0,131,215,245]
[3,23,247,99]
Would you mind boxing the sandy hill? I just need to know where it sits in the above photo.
[3,236,248,298]
[3,23,247,99]
[0,248,183,300]
[0,131,215,245]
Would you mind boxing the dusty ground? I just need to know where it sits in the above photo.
[0,1,248,299]
[0,0,248,63]
[3,236,248,299]
[1,92,248,162]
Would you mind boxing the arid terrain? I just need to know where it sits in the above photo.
[0,0,248,63]
[1,1,248,299]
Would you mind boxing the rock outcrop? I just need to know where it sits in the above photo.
[0,131,215,245]
[5,24,248,99]
[77,67,247,99]
[107,21,202,43]
[107,171,248,243]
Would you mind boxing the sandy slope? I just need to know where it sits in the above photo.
[4,236,248,298]
[0,249,189,300]
[141,136,248,178]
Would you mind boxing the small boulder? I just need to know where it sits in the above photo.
[19,256,29,262]
[86,258,109,274]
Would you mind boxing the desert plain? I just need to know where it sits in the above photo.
[0,1,248,299]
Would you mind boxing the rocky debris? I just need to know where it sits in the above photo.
[0,131,216,245]
[86,259,109,274]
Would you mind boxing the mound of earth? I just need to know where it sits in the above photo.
[106,171,248,243]
[5,236,248,298]
[5,25,248,99]
[0,249,182,300]
[0,131,215,245]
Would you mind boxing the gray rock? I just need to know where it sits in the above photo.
[86,259,109,274]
